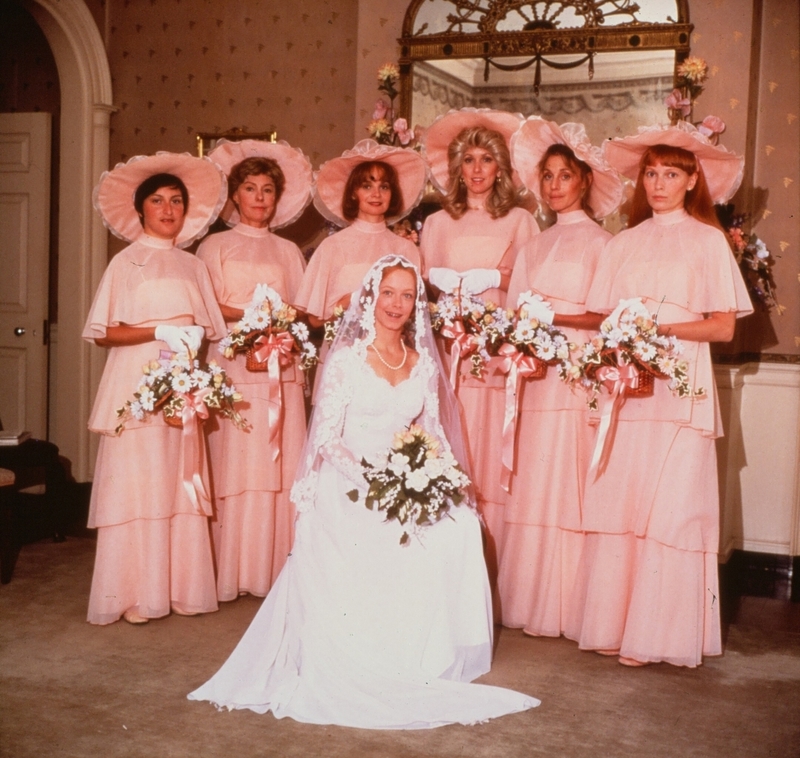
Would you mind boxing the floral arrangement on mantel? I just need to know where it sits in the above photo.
[716,203,781,312]
[368,63,416,147]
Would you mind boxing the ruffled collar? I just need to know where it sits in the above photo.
[651,208,689,226]
[351,218,389,234]
[137,233,175,250]
[556,209,590,226]
[233,222,273,238]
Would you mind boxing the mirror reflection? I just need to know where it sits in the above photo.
[412,50,676,143]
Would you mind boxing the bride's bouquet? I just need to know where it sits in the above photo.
[218,284,317,372]
[347,424,471,545]
[115,351,248,433]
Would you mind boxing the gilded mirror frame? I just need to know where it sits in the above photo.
[397,0,692,122]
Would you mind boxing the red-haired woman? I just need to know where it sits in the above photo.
[498,118,623,637]
[566,123,752,667]
[199,140,312,602]
[419,109,540,586]
[294,140,427,327]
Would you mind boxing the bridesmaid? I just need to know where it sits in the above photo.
[420,108,540,582]
[199,140,313,601]
[499,118,623,635]
[566,123,752,667]
[294,139,427,328]
[84,153,227,624]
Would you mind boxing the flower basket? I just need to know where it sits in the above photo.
[219,286,317,373]
[245,342,270,372]
[163,410,183,428]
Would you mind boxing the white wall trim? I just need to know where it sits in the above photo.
[24,0,112,480]
[715,361,800,560]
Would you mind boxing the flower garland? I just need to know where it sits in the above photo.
[716,203,780,312]
[116,351,247,433]
[347,424,471,546]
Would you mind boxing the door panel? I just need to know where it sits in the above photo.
[0,113,51,437]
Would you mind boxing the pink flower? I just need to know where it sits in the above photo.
[393,117,414,146]
[698,115,726,137]
[372,99,389,120]
[665,88,691,117]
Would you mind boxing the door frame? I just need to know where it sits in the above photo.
[22,0,113,481]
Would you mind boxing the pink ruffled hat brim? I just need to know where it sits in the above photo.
[420,108,525,193]
[510,117,624,220]
[602,122,744,204]
[208,139,313,230]
[312,139,428,227]
[93,152,227,248]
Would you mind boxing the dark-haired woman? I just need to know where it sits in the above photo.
[83,153,228,624]
[419,110,539,589]
[565,124,752,667]
[496,118,623,636]
[198,141,313,601]
[294,140,426,328]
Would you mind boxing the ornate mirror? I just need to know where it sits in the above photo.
[399,0,692,142]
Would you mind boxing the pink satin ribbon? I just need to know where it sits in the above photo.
[496,344,543,492]
[587,356,642,479]
[176,388,212,516]
[252,331,295,461]
[440,320,479,389]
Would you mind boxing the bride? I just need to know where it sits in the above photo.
[188,255,539,729]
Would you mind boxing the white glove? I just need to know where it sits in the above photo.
[517,291,554,325]
[250,283,283,310]
[607,297,651,328]
[155,324,192,354]
[428,267,463,294]
[460,268,501,296]
[180,325,205,353]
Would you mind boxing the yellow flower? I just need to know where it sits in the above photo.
[678,56,708,85]
[368,118,392,138]
[377,62,400,81]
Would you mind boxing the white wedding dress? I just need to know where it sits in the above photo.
[188,346,539,728]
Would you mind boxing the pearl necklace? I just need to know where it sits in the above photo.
[369,340,407,371]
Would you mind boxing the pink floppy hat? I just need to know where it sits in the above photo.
[602,121,744,204]
[510,117,624,220]
[420,107,525,193]
[93,152,227,248]
[313,139,428,227]
[208,139,313,230]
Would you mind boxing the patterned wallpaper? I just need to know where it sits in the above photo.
[103,0,359,167]
[693,0,799,356]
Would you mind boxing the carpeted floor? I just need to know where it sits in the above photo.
[1,537,799,758]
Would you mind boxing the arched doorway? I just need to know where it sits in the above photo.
[21,0,112,481]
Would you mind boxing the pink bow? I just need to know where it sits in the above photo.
[440,320,479,389]
[496,344,544,492]
[176,388,213,516]
[253,332,295,461]
[588,356,642,479]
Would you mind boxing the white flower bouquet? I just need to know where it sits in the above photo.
[347,424,471,546]
[116,351,248,433]
[572,299,705,410]
[218,285,317,372]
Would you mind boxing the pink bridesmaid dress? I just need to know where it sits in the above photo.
[499,209,610,635]
[197,223,308,601]
[421,205,539,570]
[83,234,227,624]
[294,219,420,322]
[564,209,752,666]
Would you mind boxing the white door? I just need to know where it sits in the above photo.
[0,112,51,438]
